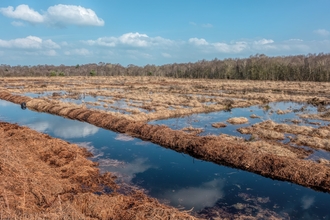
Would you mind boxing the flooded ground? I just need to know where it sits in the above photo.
[150,102,326,136]
[1,99,330,219]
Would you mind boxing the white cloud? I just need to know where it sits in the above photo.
[213,41,248,53]
[27,120,99,139]
[0,36,60,50]
[120,32,149,47]
[189,38,209,46]
[0,4,104,27]
[314,29,330,37]
[85,32,173,48]
[189,38,248,53]
[254,39,274,45]
[45,4,104,27]
[0,5,44,24]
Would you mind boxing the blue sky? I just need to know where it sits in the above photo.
[0,1,329,66]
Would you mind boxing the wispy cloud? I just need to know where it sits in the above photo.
[0,36,60,49]
[314,29,330,37]
[254,39,274,45]
[84,32,174,48]
[189,38,248,53]
[1,33,330,66]
[189,38,209,46]
[0,4,104,27]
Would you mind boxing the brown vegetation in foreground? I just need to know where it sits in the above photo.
[1,91,330,193]
[0,122,195,219]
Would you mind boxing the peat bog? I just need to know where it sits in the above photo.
[1,76,330,219]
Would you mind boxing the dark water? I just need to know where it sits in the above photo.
[1,99,330,219]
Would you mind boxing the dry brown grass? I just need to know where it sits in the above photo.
[227,117,249,124]
[211,122,227,128]
[238,127,285,140]
[0,122,196,219]
[182,126,204,135]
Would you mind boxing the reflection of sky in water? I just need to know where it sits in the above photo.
[149,102,326,137]
[1,99,330,219]
[23,91,149,114]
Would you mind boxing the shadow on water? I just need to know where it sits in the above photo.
[1,99,330,219]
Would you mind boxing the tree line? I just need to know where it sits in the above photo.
[1,53,330,81]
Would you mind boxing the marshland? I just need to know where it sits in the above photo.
[1,59,330,219]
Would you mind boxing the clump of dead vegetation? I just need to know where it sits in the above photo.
[0,122,195,219]
[182,126,204,135]
[211,122,227,128]
[227,117,249,124]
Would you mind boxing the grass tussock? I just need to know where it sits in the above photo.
[211,122,227,128]
[227,117,249,124]
[238,127,285,140]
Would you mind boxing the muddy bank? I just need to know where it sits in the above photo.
[1,91,330,193]
[0,121,195,219]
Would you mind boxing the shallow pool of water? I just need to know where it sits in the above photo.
[0,99,330,219]
[149,102,326,137]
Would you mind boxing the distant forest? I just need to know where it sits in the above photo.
[1,53,330,81]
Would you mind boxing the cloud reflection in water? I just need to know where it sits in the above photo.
[99,158,152,183]
[163,178,225,211]
[28,119,99,138]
